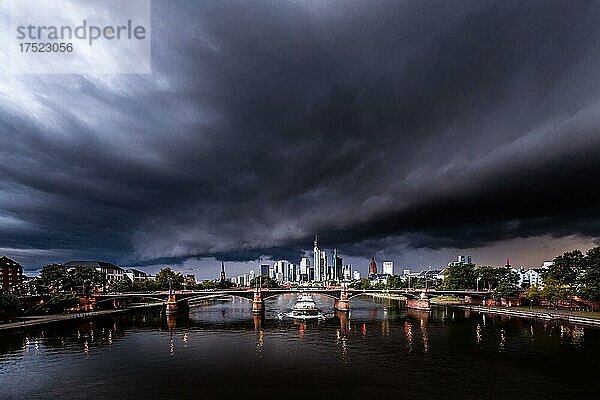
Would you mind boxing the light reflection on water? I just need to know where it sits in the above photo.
[1,295,600,400]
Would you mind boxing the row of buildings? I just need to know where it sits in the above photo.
[227,236,395,285]
[62,261,155,283]
[0,257,159,293]
[1,250,551,294]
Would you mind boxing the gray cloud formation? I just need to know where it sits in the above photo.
[1,0,600,269]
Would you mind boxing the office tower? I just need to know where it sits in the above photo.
[313,235,320,281]
[382,261,394,275]
[260,264,270,276]
[343,264,351,281]
[334,249,343,281]
[320,250,328,281]
[457,255,472,264]
[299,257,310,282]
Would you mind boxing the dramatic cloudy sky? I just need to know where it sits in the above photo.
[1,0,600,277]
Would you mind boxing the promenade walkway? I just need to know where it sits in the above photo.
[454,304,600,326]
[0,303,162,332]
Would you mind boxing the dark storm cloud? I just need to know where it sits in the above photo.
[2,0,600,269]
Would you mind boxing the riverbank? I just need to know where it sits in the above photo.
[0,302,163,333]
[450,304,600,327]
[368,293,600,327]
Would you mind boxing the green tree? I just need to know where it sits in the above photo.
[541,277,569,308]
[494,282,519,302]
[131,279,159,292]
[352,278,371,290]
[39,264,69,293]
[195,280,217,290]
[577,246,600,310]
[109,277,133,292]
[249,275,279,288]
[578,268,600,310]
[443,263,476,289]
[410,277,426,289]
[67,266,105,293]
[475,266,499,290]
[216,280,234,289]
[547,250,585,286]
[46,293,80,314]
[585,246,600,268]
[525,285,541,308]
[475,266,518,291]
[0,290,23,317]
[155,268,184,290]
[372,281,386,289]
[386,275,405,289]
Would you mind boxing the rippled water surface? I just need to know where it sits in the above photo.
[1,295,599,400]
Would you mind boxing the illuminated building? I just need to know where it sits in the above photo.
[0,256,23,292]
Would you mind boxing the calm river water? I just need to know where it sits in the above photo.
[1,295,599,400]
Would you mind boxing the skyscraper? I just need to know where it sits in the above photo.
[368,257,377,277]
[220,262,226,282]
[313,234,320,281]
[320,250,327,281]
[343,264,352,281]
[299,257,310,282]
[333,249,343,281]
[260,264,270,276]
[382,261,394,275]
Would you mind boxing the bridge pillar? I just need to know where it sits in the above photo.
[464,295,483,305]
[406,292,431,311]
[252,290,264,313]
[166,292,188,314]
[334,289,350,312]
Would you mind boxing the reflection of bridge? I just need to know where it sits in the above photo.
[94,288,494,314]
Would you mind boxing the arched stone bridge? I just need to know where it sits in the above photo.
[94,288,494,313]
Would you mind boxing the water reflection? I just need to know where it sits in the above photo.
[420,317,429,353]
[404,320,413,352]
[337,311,349,335]
[2,300,600,400]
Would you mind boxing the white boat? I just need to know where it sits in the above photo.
[283,294,326,320]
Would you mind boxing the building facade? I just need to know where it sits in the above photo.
[64,261,124,282]
[368,257,377,277]
[382,261,394,276]
[0,256,24,292]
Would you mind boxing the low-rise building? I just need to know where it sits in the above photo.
[124,268,148,282]
[370,274,390,285]
[64,260,124,282]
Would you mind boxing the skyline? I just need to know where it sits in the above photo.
[2,1,600,274]
[10,234,595,281]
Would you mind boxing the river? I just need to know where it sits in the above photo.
[1,294,599,399]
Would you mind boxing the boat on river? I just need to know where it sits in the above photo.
[280,294,326,320]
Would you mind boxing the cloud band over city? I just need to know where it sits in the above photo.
[1,0,600,273]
